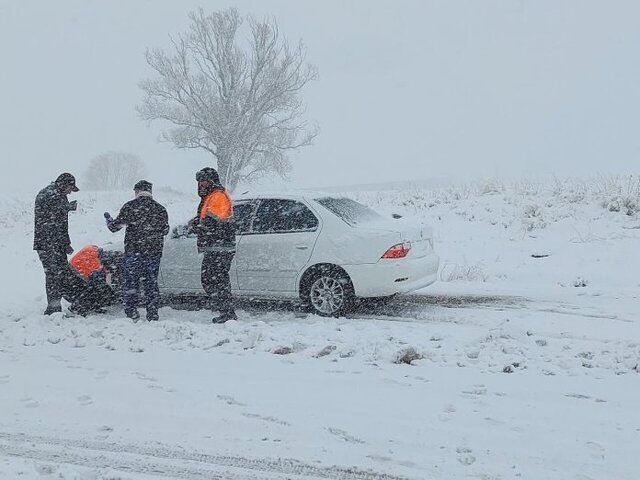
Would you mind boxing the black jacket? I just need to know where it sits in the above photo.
[194,187,236,253]
[108,195,169,256]
[33,183,73,252]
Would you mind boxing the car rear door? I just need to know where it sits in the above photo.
[236,198,320,293]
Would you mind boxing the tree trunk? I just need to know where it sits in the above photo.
[216,154,237,192]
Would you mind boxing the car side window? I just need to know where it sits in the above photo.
[233,201,255,234]
[252,199,318,233]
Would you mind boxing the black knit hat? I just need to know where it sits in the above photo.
[133,180,152,193]
[196,167,220,184]
[55,173,79,192]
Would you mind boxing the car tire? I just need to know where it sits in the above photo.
[302,266,354,317]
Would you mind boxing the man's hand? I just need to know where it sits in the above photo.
[66,245,74,255]
[104,212,113,226]
[68,200,77,212]
[186,216,199,234]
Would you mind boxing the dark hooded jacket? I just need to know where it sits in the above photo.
[108,195,169,256]
[33,183,73,252]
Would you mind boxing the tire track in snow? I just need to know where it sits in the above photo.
[0,432,416,480]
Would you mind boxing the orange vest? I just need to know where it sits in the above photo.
[200,190,233,220]
[70,245,103,279]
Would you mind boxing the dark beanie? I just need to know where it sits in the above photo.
[196,167,220,185]
[134,180,152,193]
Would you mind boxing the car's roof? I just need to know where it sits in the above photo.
[235,190,346,202]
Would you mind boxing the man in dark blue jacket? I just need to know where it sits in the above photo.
[105,180,169,321]
[33,173,84,315]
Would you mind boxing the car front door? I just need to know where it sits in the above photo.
[159,225,202,293]
[236,198,320,294]
[160,200,256,294]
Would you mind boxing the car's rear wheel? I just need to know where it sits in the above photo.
[302,266,354,317]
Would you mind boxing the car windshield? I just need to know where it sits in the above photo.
[315,197,384,226]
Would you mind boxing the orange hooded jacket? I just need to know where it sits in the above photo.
[69,245,103,279]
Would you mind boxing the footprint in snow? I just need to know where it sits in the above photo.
[217,394,246,406]
[461,384,487,397]
[77,395,93,406]
[242,413,290,426]
[484,416,505,426]
[585,441,605,460]
[438,404,457,422]
[0,375,10,384]
[456,447,476,466]
[133,372,157,382]
[20,397,40,408]
[566,393,591,400]
[326,427,365,444]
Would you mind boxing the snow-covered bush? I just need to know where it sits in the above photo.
[594,174,640,216]
[476,178,504,196]
[440,262,489,282]
[522,204,546,231]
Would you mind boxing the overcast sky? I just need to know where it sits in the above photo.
[1,0,639,194]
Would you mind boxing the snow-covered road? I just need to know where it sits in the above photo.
[1,289,638,480]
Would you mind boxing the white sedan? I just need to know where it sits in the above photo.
[156,193,439,316]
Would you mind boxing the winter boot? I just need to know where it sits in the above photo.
[44,300,62,316]
[68,302,88,317]
[125,308,140,322]
[146,308,159,322]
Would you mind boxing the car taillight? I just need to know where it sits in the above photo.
[382,242,411,259]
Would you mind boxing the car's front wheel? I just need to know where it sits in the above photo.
[302,266,354,317]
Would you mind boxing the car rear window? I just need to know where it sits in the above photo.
[315,197,383,226]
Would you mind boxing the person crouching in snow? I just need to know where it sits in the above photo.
[68,245,121,316]
[104,180,169,322]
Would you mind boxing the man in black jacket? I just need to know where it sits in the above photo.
[105,180,169,321]
[190,167,237,323]
[33,173,84,315]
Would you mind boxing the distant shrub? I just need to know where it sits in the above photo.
[594,174,640,216]
[522,204,546,231]
[440,262,489,282]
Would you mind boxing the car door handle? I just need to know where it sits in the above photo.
[295,245,309,250]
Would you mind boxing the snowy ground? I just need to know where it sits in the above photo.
[1,177,639,479]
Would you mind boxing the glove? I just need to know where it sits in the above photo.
[186,216,198,234]
[68,200,77,212]
[104,212,113,226]
[66,245,74,255]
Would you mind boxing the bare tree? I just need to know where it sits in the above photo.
[84,151,148,191]
[137,8,318,191]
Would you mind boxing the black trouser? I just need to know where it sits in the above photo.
[37,249,84,306]
[73,273,117,315]
[201,251,235,314]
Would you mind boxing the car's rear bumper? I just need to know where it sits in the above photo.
[343,252,440,298]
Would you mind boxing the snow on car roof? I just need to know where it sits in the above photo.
[234,190,343,201]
